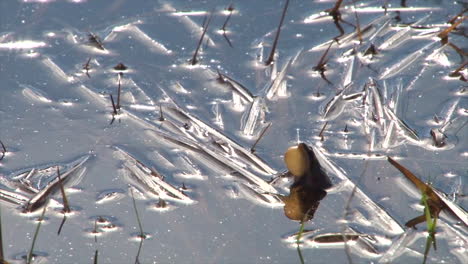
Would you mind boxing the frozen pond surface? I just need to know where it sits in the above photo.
[0,0,467,263]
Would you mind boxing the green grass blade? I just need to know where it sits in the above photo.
[27,207,47,264]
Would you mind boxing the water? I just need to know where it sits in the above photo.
[0,0,467,263]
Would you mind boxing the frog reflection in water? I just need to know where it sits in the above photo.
[280,143,332,222]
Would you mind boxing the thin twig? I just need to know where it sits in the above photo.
[251,123,272,153]
[265,0,290,65]
[94,249,98,264]
[190,12,213,65]
[449,60,468,81]
[110,94,118,115]
[221,4,234,48]
[326,0,355,40]
[88,32,104,50]
[319,122,328,141]
[159,104,165,121]
[447,8,467,25]
[438,17,465,44]
[57,215,67,236]
[57,166,70,213]
[130,189,144,238]
[222,4,234,31]
[135,239,143,264]
[0,140,5,161]
[313,41,334,84]
[130,188,144,264]
[223,32,233,48]
[216,69,226,84]
[114,63,127,71]
[94,219,98,243]
[56,166,70,236]
[83,57,91,78]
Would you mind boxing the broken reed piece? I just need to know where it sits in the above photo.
[83,57,91,78]
[216,70,255,103]
[221,4,234,47]
[265,0,290,66]
[18,156,89,213]
[430,128,447,148]
[116,147,194,203]
[93,219,98,243]
[433,114,441,124]
[326,0,344,20]
[437,16,465,45]
[222,4,234,31]
[0,140,5,161]
[325,0,355,40]
[387,157,443,227]
[313,41,334,84]
[387,157,440,204]
[112,63,127,111]
[223,30,233,48]
[216,69,227,84]
[318,122,328,141]
[314,85,321,97]
[386,157,468,228]
[155,198,167,208]
[56,165,70,235]
[114,62,128,71]
[56,166,70,213]
[110,94,118,115]
[363,44,378,57]
[87,32,104,50]
[250,122,272,153]
[190,12,213,65]
[447,8,467,25]
[159,104,165,121]
[57,214,67,236]
[449,61,468,82]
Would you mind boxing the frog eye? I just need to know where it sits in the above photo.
[284,144,310,177]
